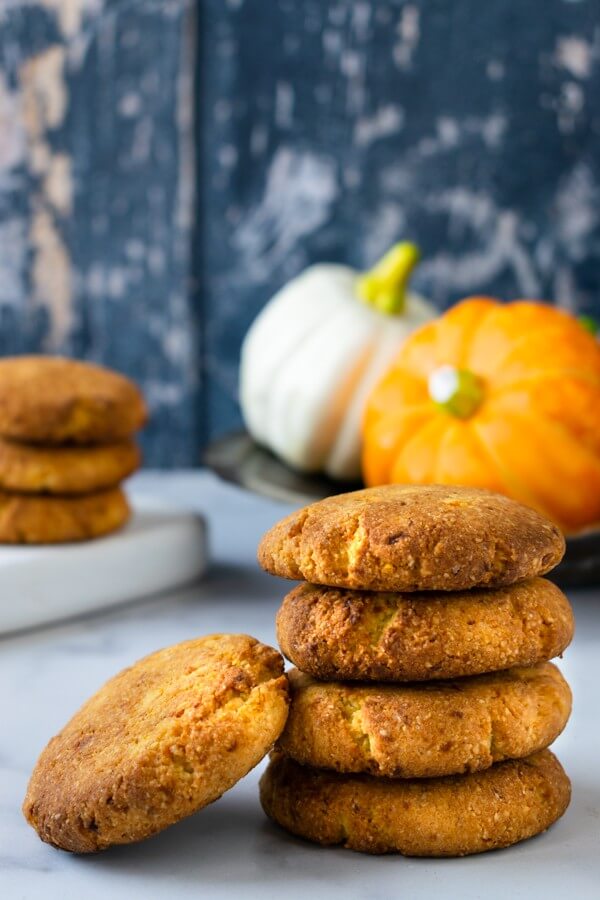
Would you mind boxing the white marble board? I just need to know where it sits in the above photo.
[0,494,207,634]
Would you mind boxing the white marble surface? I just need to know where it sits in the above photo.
[1,471,599,900]
[0,498,207,634]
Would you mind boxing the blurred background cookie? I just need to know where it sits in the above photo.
[0,356,147,446]
[0,357,146,544]
[0,488,130,544]
[0,439,140,495]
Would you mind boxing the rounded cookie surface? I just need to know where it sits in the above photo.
[0,356,146,444]
[277,578,573,681]
[0,438,140,494]
[0,487,130,543]
[278,664,571,777]
[24,634,289,852]
[260,750,571,856]
[258,484,564,592]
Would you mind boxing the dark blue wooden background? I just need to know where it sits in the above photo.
[1,0,599,465]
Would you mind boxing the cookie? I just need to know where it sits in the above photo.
[23,634,289,852]
[277,578,573,681]
[260,750,570,856]
[0,438,140,494]
[278,664,571,778]
[258,484,564,592]
[0,356,146,444]
[0,487,130,543]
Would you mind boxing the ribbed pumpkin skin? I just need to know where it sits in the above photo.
[362,299,600,534]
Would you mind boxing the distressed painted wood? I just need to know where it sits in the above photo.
[2,1,600,461]
[202,0,600,439]
[0,0,196,464]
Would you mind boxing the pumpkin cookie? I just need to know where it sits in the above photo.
[278,664,571,778]
[0,438,140,494]
[0,356,146,444]
[277,578,573,681]
[258,484,565,592]
[24,634,289,852]
[260,750,571,856]
[0,487,130,543]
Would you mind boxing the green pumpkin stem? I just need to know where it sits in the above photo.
[357,242,421,315]
[579,315,599,337]
[428,365,484,418]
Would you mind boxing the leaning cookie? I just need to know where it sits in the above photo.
[258,484,565,592]
[0,438,140,495]
[277,578,573,681]
[278,664,571,778]
[260,750,571,856]
[0,356,146,445]
[0,487,130,543]
[24,634,289,852]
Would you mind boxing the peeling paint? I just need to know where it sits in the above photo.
[486,60,505,81]
[39,0,104,40]
[420,195,542,299]
[0,217,28,307]
[29,206,73,346]
[18,43,74,347]
[417,113,507,158]
[554,35,593,78]
[557,80,585,132]
[232,147,338,279]
[354,105,404,147]
[554,164,598,258]
[20,46,68,136]
[393,4,420,69]
[274,81,295,129]
[43,152,72,216]
[0,74,25,171]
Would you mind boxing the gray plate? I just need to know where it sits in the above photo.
[204,430,600,589]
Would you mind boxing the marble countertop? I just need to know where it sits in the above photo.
[1,471,599,900]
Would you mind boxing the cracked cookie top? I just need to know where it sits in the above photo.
[276,578,574,682]
[277,663,571,778]
[258,484,565,592]
[0,356,147,445]
[23,634,289,852]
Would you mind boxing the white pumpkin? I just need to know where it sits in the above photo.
[239,243,436,480]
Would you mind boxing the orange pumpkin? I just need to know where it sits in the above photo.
[362,298,600,533]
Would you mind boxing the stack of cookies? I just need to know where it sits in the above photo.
[258,485,574,857]
[0,356,146,543]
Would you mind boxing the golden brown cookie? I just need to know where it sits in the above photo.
[24,634,289,852]
[277,578,573,681]
[260,750,571,856]
[278,664,571,778]
[0,438,140,494]
[0,487,130,543]
[258,484,565,592]
[0,356,146,444]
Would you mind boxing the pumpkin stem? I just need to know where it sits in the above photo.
[357,242,421,315]
[428,365,484,418]
[579,315,599,337]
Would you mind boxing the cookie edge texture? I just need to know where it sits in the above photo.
[260,750,571,856]
[23,634,290,852]
[258,485,565,592]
